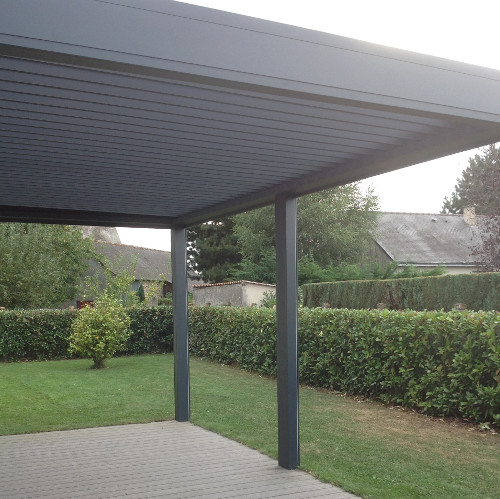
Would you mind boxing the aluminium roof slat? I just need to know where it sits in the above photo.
[0,151,307,188]
[0,127,369,160]
[0,116,388,158]
[0,143,328,179]
[0,135,354,170]
[0,59,454,129]
[0,120,387,154]
[0,82,448,138]
[0,112,400,149]
[0,163,300,195]
[0,178,250,205]
[0,144,333,179]
[0,104,414,145]
[0,57,457,129]
[0,173,256,202]
[0,187,253,218]
[0,180,231,203]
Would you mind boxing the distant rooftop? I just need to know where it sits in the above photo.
[375,212,482,265]
[94,241,171,282]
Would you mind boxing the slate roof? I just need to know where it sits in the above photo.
[94,241,171,282]
[374,212,483,266]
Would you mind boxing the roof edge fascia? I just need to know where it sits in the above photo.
[0,206,175,228]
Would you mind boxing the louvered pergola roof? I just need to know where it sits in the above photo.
[1,0,500,228]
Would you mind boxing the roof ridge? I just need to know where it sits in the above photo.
[95,241,171,253]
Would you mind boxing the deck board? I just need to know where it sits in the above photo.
[0,421,358,498]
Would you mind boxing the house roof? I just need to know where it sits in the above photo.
[94,241,171,282]
[374,212,483,266]
[1,0,500,228]
[193,280,276,289]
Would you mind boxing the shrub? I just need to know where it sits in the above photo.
[190,306,277,375]
[302,272,500,311]
[124,306,174,354]
[0,309,75,360]
[68,295,132,368]
[189,306,500,426]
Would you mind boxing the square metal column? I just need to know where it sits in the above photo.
[172,226,190,422]
[275,195,299,469]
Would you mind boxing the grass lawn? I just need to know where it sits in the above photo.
[1,354,498,498]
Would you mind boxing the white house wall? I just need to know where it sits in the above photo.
[242,282,276,307]
[193,283,243,307]
[193,281,276,307]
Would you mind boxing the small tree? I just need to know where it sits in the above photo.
[69,255,136,369]
[69,294,131,369]
[136,283,146,303]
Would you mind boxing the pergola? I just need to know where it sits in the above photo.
[1,0,500,470]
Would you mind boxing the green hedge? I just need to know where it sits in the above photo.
[189,306,500,426]
[0,309,75,361]
[0,306,174,361]
[125,307,174,355]
[302,272,500,311]
[189,306,278,375]
[2,305,499,425]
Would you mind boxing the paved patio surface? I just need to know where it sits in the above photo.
[0,421,358,498]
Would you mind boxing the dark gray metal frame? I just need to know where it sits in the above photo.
[275,196,300,469]
[172,227,189,423]
[1,0,500,472]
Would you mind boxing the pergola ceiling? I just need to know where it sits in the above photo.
[1,0,500,228]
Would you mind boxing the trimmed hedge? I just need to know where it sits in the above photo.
[0,306,174,361]
[0,309,75,361]
[2,305,499,425]
[189,306,500,426]
[189,306,278,375]
[302,272,500,311]
[125,306,174,355]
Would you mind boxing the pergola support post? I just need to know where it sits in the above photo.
[275,195,299,469]
[172,226,190,422]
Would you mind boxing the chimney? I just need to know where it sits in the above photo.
[463,206,476,225]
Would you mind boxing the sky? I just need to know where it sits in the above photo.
[117,0,500,251]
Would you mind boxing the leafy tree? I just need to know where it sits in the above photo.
[0,223,93,309]
[442,144,500,215]
[442,144,500,270]
[188,217,241,283]
[232,183,379,283]
[297,185,379,267]
[189,184,378,284]
[231,248,277,284]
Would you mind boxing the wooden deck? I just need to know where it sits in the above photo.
[0,421,358,498]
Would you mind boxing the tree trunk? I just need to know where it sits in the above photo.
[92,358,106,369]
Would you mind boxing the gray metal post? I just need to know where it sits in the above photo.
[172,226,190,422]
[275,195,299,469]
